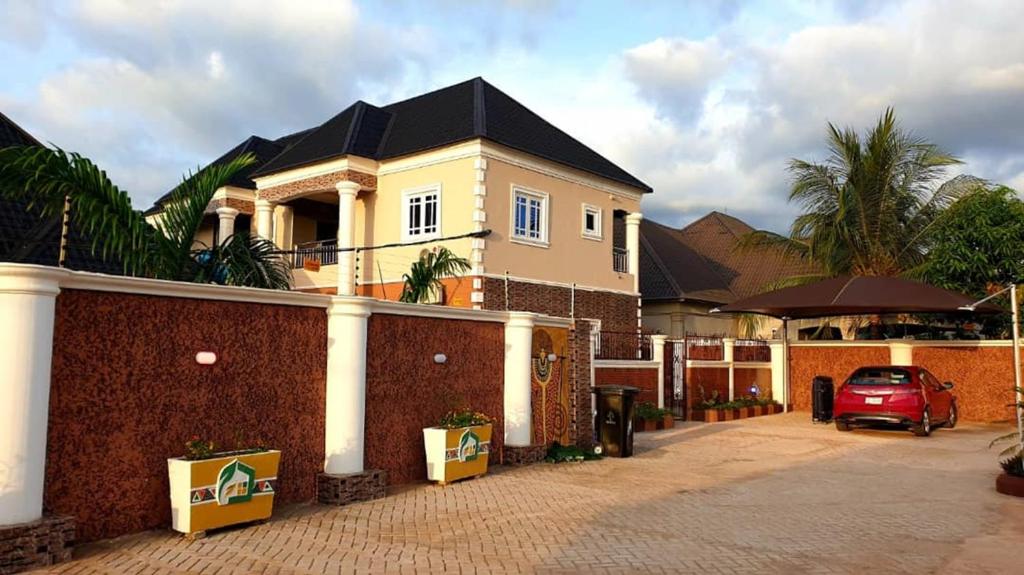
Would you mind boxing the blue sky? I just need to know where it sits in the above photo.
[2,0,1023,233]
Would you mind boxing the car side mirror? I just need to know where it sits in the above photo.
[942,382,954,390]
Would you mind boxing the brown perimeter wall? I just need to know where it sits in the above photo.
[595,366,659,405]
[47,289,327,542]
[364,314,505,485]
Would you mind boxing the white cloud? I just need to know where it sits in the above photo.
[623,37,729,124]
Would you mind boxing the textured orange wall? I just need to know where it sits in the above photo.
[363,314,505,485]
[47,289,327,542]
[356,276,475,308]
[788,346,890,411]
[734,367,773,400]
[913,346,1017,423]
[686,366,729,406]
[595,367,659,405]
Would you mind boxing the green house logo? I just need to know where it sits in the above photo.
[216,459,256,506]
[458,429,481,463]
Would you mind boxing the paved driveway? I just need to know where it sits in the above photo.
[40,414,1024,574]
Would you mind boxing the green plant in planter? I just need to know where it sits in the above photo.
[545,442,602,463]
[989,387,1024,471]
[439,407,493,429]
[635,401,662,420]
[1001,454,1024,478]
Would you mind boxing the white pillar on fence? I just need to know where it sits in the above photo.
[723,337,736,401]
[769,340,786,405]
[215,206,239,245]
[324,296,373,475]
[889,341,914,366]
[0,265,64,525]
[504,312,536,446]
[625,212,643,293]
[651,335,668,409]
[335,181,361,296]
[254,199,275,242]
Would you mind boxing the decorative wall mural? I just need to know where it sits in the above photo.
[531,326,570,446]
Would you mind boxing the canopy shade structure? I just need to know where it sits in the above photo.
[712,276,1003,320]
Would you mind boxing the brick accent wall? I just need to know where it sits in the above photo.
[595,366,659,405]
[569,320,594,448]
[481,277,637,333]
[47,289,327,542]
[258,169,378,203]
[0,515,74,573]
[206,197,255,215]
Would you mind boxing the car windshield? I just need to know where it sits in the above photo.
[848,368,912,385]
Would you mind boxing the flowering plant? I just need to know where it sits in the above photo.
[438,407,493,429]
[184,436,216,460]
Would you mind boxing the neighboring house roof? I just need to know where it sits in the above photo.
[250,77,652,193]
[640,211,814,305]
[0,112,122,274]
[145,128,312,215]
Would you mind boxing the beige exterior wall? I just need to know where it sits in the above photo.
[482,154,640,293]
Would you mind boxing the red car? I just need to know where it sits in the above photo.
[833,366,958,436]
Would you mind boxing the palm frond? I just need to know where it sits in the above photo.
[193,232,292,290]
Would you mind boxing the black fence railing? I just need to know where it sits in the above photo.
[596,331,652,360]
[291,239,339,269]
[684,336,724,360]
[735,339,771,362]
[612,247,628,273]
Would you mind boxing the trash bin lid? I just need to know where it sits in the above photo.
[592,385,640,395]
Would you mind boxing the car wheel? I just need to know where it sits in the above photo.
[912,408,932,437]
[835,421,851,432]
[946,402,958,429]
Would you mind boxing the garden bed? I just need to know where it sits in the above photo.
[691,403,792,422]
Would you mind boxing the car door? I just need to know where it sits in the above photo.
[921,370,950,421]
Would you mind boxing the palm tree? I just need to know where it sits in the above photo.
[740,108,978,283]
[0,146,291,289]
[399,247,471,304]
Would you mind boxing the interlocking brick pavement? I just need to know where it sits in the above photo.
[33,414,1024,574]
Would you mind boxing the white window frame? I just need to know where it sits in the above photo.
[581,203,602,240]
[509,185,549,247]
[401,184,442,242]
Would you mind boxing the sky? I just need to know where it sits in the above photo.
[2,0,1023,233]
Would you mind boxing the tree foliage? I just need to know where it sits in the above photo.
[399,247,471,304]
[739,108,977,284]
[0,145,291,289]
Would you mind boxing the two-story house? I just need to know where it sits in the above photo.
[147,78,652,332]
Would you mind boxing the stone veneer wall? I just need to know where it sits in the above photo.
[0,516,74,574]
[595,366,660,405]
[257,169,377,203]
[569,321,595,449]
[481,277,637,333]
[46,289,327,542]
[363,313,505,485]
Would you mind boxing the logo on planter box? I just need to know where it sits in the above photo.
[216,459,256,506]
[458,429,481,462]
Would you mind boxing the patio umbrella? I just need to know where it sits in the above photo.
[710,276,1003,412]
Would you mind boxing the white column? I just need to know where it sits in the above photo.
[275,205,294,251]
[651,335,668,409]
[889,341,914,366]
[625,212,643,293]
[336,181,361,296]
[324,296,373,475]
[723,337,736,401]
[215,206,239,245]
[504,312,536,446]
[255,199,275,242]
[769,341,785,404]
[0,265,64,525]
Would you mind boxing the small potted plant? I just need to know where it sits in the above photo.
[424,408,493,485]
[167,436,280,538]
[634,402,661,432]
[992,389,1024,497]
[660,409,675,430]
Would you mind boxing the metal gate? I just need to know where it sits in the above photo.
[664,341,686,419]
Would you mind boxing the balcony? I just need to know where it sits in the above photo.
[595,331,652,360]
[291,238,338,269]
[613,247,628,273]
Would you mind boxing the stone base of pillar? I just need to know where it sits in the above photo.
[503,445,547,465]
[0,515,75,574]
[316,471,387,506]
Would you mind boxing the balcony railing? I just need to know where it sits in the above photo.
[684,336,724,361]
[735,339,771,362]
[613,247,628,273]
[291,239,339,269]
[596,331,652,361]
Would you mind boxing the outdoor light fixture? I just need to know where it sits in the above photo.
[547,353,558,362]
[433,353,447,364]
[195,351,217,365]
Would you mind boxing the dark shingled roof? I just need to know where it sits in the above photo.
[640,211,816,305]
[0,111,122,274]
[250,77,651,193]
[145,128,312,215]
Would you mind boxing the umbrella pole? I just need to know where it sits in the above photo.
[1012,285,1023,456]
[783,318,789,413]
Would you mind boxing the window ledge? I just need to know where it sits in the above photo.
[510,236,550,249]
[581,233,603,242]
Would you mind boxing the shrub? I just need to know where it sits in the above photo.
[1001,454,1024,477]
[439,407,493,429]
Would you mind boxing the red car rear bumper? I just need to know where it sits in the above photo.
[834,411,920,426]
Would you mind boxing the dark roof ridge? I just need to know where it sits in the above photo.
[381,77,480,111]
[473,77,486,136]
[342,101,367,154]
[0,111,43,147]
[639,231,685,299]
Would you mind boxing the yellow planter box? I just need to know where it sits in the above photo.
[423,424,492,484]
[167,450,281,536]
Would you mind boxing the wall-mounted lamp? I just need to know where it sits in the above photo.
[433,353,447,364]
[547,353,558,362]
[195,351,217,365]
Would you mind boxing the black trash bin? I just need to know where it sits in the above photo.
[812,375,834,423]
[592,385,639,457]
